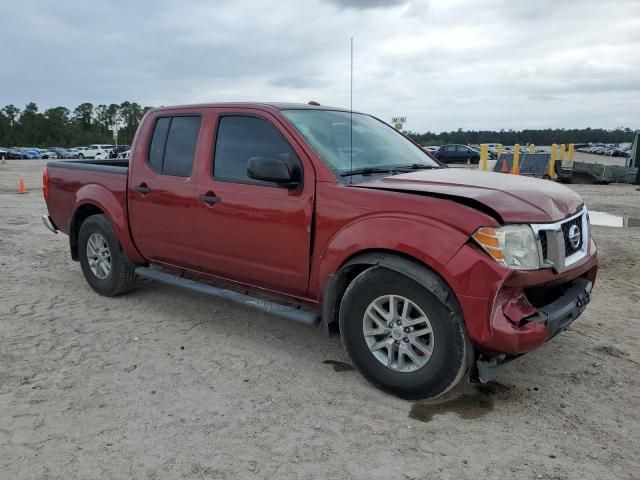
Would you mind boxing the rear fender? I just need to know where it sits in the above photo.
[71,184,144,264]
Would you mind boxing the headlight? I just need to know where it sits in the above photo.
[472,225,540,270]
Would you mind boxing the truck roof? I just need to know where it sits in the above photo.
[149,102,356,114]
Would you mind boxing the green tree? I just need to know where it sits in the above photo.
[2,104,21,125]
[73,102,94,130]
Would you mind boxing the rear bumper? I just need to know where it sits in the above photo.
[42,214,58,234]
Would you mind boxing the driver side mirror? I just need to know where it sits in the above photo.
[247,156,298,188]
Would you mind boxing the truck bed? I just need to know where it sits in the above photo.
[47,158,129,173]
[46,159,129,236]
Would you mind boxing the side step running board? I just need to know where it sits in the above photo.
[135,267,320,327]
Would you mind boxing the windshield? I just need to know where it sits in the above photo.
[282,110,439,177]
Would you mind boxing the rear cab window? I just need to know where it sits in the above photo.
[147,115,201,177]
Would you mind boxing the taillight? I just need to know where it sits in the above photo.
[42,168,49,200]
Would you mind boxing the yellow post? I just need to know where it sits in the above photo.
[512,144,520,174]
[550,143,557,177]
[529,143,535,154]
[568,143,575,161]
[560,144,566,162]
[497,144,503,158]
[480,144,488,171]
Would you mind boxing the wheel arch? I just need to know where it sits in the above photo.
[69,188,144,264]
[69,203,106,260]
[321,249,465,339]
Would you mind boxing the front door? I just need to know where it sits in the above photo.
[194,111,314,297]
[128,112,204,270]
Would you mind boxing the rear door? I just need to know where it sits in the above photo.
[128,111,204,270]
[193,109,314,296]
[454,145,469,162]
[442,145,456,163]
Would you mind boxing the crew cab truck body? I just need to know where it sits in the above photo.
[42,103,598,399]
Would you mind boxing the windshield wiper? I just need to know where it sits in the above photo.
[340,167,399,177]
[341,164,440,178]
[394,163,440,171]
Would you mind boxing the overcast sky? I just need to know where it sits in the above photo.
[1,0,639,131]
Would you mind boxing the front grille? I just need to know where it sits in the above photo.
[561,215,583,256]
[532,208,588,272]
[539,231,548,259]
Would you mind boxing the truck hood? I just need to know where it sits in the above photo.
[354,169,583,223]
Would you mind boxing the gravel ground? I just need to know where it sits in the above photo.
[1,160,639,480]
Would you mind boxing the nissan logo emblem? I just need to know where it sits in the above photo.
[568,224,581,249]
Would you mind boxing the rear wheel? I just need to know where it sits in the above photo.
[339,267,469,399]
[78,214,136,296]
[78,153,84,159]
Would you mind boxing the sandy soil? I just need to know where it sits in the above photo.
[1,160,639,480]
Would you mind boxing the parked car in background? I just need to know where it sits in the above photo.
[0,147,8,158]
[38,148,60,159]
[77,144,114,159]
[21,148,41,159]
[47,147,73,159]
[6,148,26,159]
[433,144,480,164]
[116,149,130,159]
[110,145,131,158]
[63,148,80,159]
[421,146,439,155]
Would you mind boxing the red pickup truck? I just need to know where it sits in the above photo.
[42,102,598,399]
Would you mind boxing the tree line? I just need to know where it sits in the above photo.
[405,127,636,147]
[0,102,152,148]
[0,101,636,147]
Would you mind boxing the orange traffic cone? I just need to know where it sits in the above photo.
[17,179,28,194]
[466,158,471,168]
[500,159,509,173]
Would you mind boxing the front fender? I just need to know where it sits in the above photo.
[311,214,469,298]
[72,184,144,264]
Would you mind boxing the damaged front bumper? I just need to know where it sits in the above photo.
[475,277,593,382]
[445,238,598,383]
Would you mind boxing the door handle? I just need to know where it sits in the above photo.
[198,193,221,205]
[134,184,151,194]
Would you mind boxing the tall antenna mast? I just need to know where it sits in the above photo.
[349,36,354,184]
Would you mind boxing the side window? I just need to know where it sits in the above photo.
[163,117,201,176]
[149,117,170,171]
[147,116,201,176]
[213,115,301,185]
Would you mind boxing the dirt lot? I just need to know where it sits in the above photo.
[1,160,639,480]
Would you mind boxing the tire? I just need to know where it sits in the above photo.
[78,153,84,159]
[78,214,136,296]
[339,267,470,399]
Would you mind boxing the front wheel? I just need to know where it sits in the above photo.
[78,214,136,296]
[78,153,84,159]
[339,267,470,399]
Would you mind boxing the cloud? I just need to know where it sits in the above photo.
[0,0,638,131]
[322,0,409,9]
